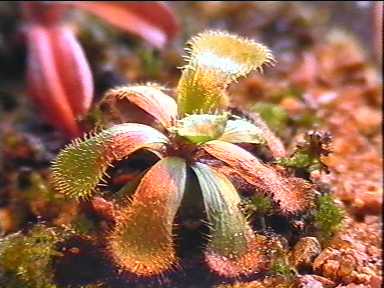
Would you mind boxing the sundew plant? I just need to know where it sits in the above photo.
[51,31,326,279]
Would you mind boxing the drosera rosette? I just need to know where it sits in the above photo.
[51,30,316,279]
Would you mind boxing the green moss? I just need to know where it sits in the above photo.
[314,194,344,241]
[277,150,322,172]
[248,194,273,215]
[251,102,289,133]
[270,258,296,278]
[277,130,332,173]
[0,225,72,288]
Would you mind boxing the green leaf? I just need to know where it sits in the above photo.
[233,108,287,158]
[218,119,266,144]
[192,162,248,256]
[177,30,274,116]
[192,162,269,277]
[174,113,229,144]
[51,123,169,199]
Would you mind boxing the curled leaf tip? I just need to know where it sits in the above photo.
[107,157,186,276]
[187,30,275,74]
[51,123,168,199]
[103,85,177,129]
[177,30,274,116]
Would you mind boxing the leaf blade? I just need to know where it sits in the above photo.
[108,157,186,276]
[192,162,270,277]
[218,119,266,144]
[51,123,169,199]
[49,25,94,116]
[103,85,178,129]
[25,24,81,138]
[175,113,228,144]
[202,140,314,215]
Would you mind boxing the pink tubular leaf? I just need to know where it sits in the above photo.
[25,24,81,138]
[49,25,94,116]
[21,2,93,138]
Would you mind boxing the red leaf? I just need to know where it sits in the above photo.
[202,140,314,215]
[49,25,94,116]
[20,2,67,25]
[25,25,81,138]
[21,2,94,138]
[73,2,179,48]
[51,123,169,199]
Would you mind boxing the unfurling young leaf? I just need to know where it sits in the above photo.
[177,31,274,116]
[174,113,229,144]
[51,123,169,199]
[192,163,270,277]
[107,157,186,276]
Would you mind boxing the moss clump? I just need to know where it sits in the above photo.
[314,194,344,241]
[0,224,72,288]
[278,149,322,172]
[251,195,273,214]
[277,130,332,173]
[252,102,289,133]
[23,172,58,204]
[270,258,296,279]
[241,194,273,216]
